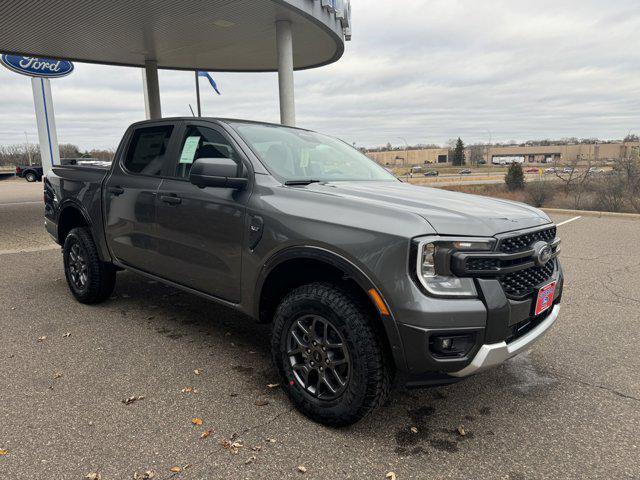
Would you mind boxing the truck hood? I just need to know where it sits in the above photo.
[305,181,551,236]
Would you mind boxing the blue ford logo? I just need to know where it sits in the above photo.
[0,54,74,78]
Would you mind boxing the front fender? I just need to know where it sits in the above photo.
[254,245,408,371]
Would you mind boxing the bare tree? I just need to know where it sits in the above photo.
[552,155,592,208]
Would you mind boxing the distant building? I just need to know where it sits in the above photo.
[366,141,640,166]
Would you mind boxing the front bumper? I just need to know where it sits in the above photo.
[449,304,560,377]
[393,260,563,377]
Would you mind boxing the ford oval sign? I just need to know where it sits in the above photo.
[0,54,74,78]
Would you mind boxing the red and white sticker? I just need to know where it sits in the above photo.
[534,281,556,316]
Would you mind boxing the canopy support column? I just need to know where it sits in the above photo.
[31,77,60,177]
[276,20,295,127]
[143,60,162,119]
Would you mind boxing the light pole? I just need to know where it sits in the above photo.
[397,137,409,167]
[24,131,32,166]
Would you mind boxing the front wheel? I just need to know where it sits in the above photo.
[271,282,392,426]
[25,172,37,182]
[63,227,116,304]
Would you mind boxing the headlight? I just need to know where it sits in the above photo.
[416,237,495,297]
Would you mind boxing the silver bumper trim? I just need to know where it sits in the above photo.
[450,304,560,377]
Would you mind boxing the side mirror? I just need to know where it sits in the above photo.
[189,158,248,189]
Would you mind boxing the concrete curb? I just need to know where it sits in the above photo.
[543,207,640,220]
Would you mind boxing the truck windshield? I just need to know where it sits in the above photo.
[231,123,397,183]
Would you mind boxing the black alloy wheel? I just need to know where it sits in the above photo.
[67,243,88,290]
[271,282,392,426]
[63,227,116,304]
[287,314,350,400]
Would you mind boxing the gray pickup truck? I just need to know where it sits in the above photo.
[44,118,563,426]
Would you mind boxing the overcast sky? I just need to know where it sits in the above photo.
[0,0,638,150]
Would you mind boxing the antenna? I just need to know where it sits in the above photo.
[188,104,195,117]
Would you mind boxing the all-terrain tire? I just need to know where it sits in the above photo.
[25,172,37,182]
[63,227,116,304]
[271,282,392,427]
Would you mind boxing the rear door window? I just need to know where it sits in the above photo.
[123,125,174,176]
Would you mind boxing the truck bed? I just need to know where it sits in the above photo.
[44,164,111,259]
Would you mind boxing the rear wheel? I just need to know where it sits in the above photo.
[271,282,391,426]
[25,172,36,182]
[63,227,116,304]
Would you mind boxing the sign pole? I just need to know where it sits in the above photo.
[30,77,60,177]
[195,71,202,117]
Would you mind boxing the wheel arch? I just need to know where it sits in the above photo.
[255,246,407,370]
[57,202,93,245]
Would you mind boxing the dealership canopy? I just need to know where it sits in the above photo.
[0,0,349,72]
[0,0,351,174]
[0,0,351,123]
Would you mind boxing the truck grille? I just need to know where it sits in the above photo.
[499,259,556,298]
[499,226,557,254]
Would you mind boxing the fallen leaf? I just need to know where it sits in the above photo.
[122,395,145,405]
[457,425,467,437]
[85,473,101,480]
[194,368,203,375]
[63,332,71,338]
[267,438,276,443]
[410,426,418,434]
[181,387,196,394]
[251,445,262,452]
[0,450,8,456]
[133,470,156,479]
[200,429,213,439]
[53,372,63,379]
[386,472,397,480]
[244,455,256,465]
[298,465,307,473]
[169,466,182,473]
[254,398,269,407]
[220,439,244,454]
[37,336,47,342]
[266,383,280,389]
[191,418,203,426]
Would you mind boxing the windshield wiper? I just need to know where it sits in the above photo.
[284,179,322,186]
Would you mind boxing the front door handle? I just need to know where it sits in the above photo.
[108,186,124,196]
[160,194,182,205]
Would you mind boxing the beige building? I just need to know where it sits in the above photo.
[367,148,450,166]
[367,142,640,166]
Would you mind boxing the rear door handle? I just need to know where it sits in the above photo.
[108,186,124,196]
[160,194,182,205]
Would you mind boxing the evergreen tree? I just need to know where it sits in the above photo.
[452,138,465,166]
[505,162,525,191]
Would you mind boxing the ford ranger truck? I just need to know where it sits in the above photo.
[44,118,563,426]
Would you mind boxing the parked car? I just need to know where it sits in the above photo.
[544,167,557,174]
[525,167,539,173]
[423,170,439,177]
[458,169,472,175]
[587,167,605,176]
[15,164,43,182]
[562,167,574,174]
[45,118,563,426]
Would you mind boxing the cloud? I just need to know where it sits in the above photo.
[0,0,638,150]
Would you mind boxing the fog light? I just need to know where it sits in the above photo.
[430,334,476,358]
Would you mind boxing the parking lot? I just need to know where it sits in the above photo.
[1,179,639,479]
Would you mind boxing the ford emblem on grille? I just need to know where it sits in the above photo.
[533,241,552,266]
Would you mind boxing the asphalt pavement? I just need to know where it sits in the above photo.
[0,179,639,479]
